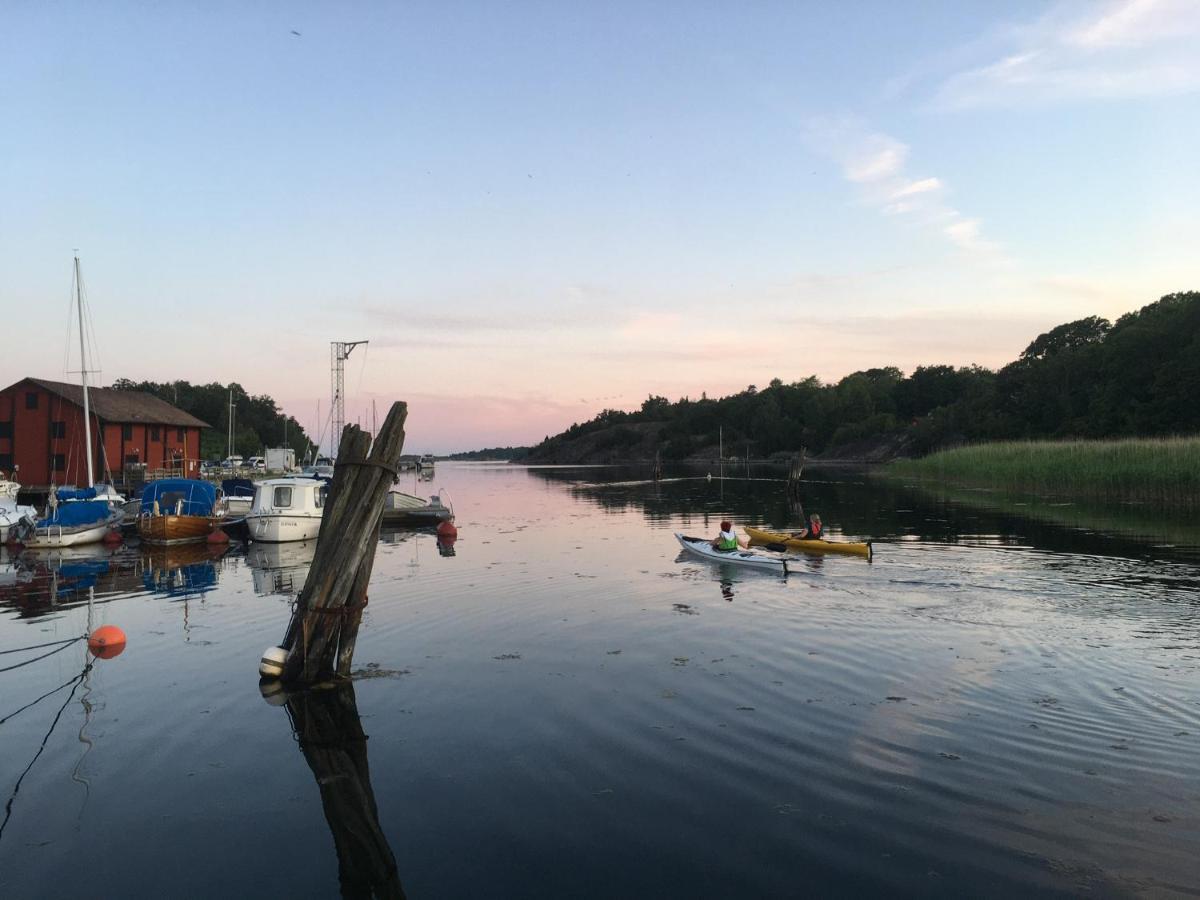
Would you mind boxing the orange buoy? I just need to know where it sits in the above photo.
[437,521,458,539]
[87,625,127,660]
[207,528,230,544]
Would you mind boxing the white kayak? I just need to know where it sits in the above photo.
[674,533,790,573]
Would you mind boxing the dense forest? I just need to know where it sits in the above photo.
[110,379,314,461]
[448,446,531,461]
[527,291,1200,464]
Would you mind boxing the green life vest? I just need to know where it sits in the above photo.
[717,532,738,550]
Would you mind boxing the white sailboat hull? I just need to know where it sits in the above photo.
[20,519,117,549]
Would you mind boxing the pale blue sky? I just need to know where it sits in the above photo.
[3,1,1197,451]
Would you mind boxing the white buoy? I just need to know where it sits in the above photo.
[259,646,288,678]
[706,472,712,482]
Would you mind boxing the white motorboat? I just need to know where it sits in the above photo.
[381,488,453,525]
[246,477,326,543]
[0,478,37,544]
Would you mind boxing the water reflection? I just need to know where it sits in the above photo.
[140,544,226,599]
[0,545,137,619]
[272,683,406,899]
[246,540,316,598]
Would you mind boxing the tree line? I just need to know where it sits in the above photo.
[530,291,1200,461]
[110,379,314,461]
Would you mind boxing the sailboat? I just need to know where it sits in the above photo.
[9,256,123,548]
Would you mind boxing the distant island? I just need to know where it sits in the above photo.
[524,290,1200,465]
[447,446,531,462]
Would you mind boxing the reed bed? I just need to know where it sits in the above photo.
[887,437,1200,507]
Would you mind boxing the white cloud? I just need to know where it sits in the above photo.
[805,118,1002,260]
[891,177,942,199]
[844,134,908,182]
[935,0,1200,109]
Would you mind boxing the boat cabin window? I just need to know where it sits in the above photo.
[315,486,326,508]
[273,486,293,508]
[160,490,186,510]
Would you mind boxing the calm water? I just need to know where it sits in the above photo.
[1,465,1198,898]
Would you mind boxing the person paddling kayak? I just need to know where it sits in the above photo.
[712,520,749,551]
[790,513,823,540]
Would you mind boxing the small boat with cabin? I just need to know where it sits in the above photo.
[417,453,436,471]
[246,477,326,543]
[137,478,225,545]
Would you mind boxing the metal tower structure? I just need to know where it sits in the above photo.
[330,340,367,455]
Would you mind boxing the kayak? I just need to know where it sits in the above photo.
[744,526,872,560]
[675,533,790,573]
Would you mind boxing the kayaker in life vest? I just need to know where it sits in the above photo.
[791,513,823,540]
[711,520,748,551]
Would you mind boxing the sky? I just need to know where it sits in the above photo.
[2,0,1198,453]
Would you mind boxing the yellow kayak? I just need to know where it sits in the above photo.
[744,526,872,560]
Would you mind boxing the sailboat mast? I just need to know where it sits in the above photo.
[75,256,95,488]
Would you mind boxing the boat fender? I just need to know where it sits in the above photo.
[259,646,288,678]
[437,521,458,539]
[207,528,229,544]
[103,528,122,545]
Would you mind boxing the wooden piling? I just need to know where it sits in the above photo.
[279,402,407,683]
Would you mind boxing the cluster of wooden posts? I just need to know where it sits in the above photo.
[273,401,408,684]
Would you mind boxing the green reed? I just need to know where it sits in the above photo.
[886,437,1200,507]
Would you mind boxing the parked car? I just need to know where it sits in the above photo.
[222,455,244,470]
[246,456,266,471]
[199,460,220,474]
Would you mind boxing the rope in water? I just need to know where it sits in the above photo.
[0,637,85,674]
[0,636,83,655]
[0,665,90,843]
[0,666,90,727]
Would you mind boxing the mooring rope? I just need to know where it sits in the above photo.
[0,665,91,727]
[0,665,90,843]
[0,637,85,674]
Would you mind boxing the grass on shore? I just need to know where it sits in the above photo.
[886,436,1200,507]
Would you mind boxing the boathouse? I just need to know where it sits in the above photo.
[0,377,210,489]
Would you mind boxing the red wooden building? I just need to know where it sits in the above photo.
[0,377,211,488]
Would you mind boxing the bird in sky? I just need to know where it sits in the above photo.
[290,29,301,37]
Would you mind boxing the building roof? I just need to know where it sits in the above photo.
[19,378,212,428]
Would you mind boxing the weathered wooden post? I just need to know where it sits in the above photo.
[283,683,406,899]
[652,449,663,482]
[270,401,407,684]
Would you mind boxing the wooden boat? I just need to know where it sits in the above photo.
[137,478,224,545]
[381,488,453,525]
[675,533,790,573]
[744,526,872,560]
